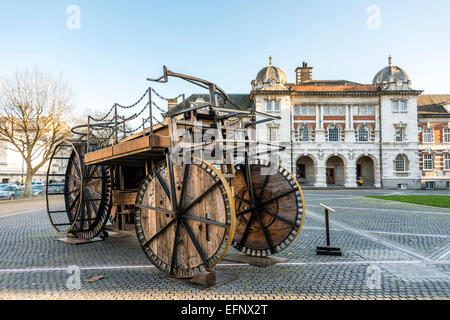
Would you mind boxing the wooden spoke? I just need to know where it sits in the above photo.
[84,185,102,199]
[154,169,171,200]
[182,214,226,227]
[170,221,180,275]
[256,188,298,208]
[257,174,270,199]
[85,164,99,181]
[46,141,112,239]
[67,174,81,184]
[70,158,82,179]
[256,212,275,254]
[67,192,80,215]
[66,186,81,195]
[234,195,250,204]
[142,219,176,249]
[236,212,255,250]
[232,161,304,256]
[178,164,190,208]
[182,180,220,214]
[135,203,175,216]
[134,161,235,278]
[180,218,209,268]
[258,206,296,227]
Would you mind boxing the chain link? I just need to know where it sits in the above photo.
[116,90,148,109]
[151,88,183,101]
[152,101,167,113]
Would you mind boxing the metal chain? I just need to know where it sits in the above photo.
[152,101,167,113]
[117,102,149,121]
[116,90,148,109]
[89,104,116,122]
[152,115,163,125]
[151,88,183,101]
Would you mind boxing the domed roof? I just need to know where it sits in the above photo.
[254,57,288,89]
[372,55,411,85]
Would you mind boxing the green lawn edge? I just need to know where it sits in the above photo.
[366,195,450,209]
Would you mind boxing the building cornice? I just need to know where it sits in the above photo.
[251,89,423,96]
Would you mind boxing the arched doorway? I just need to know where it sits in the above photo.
[326,156,345,186]
[356,156,375,186]
[296,155,316,185]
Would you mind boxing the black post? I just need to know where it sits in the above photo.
[325,209,330,247]
[316,203,342,256]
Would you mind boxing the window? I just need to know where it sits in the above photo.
[446,181,450,189]
[297,126,309,141]
[301,105,307,115]
[399,101,406,112]
[359,105,367,115]
[392,101,406,112]
[324,106,330,115]
[445,154,450,170]
[395,155,406,172]
[425,181,435,190]
[328,126,339,141]
[423,128,434,143]
[395,128,405,142]
[358,125,369,142]
[367,105,373,115]
[274,101,280,111]
[266,101,272,111]
[338,106,344,115]
[444,128,450,143]
[269,128,277,141]
[392,101,399,112]
[423,153,433,170]
[330,105,337,115]
[294,105,300,115]
[308,106,314,115]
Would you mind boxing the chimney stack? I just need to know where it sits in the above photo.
[295,61,313,84]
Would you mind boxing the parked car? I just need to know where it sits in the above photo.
[32,181,45,187]
[48,182,64,194]
[31,184,45,197]
[14,185,24,199]
[0,184,18,200]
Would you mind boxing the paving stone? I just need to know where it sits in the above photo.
[0,190,448,299]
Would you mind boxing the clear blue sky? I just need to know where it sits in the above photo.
[1,0,449,113]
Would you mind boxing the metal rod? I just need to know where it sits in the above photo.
[149,88,153,139]
[325,209,330,246]
[87,116,91,151]
[114,104,118,144]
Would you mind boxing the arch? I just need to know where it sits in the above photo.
[295,154,317,185]
[325,154,346,186]
[356,155,375,186]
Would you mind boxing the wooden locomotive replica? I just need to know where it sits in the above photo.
[46,67,305,278]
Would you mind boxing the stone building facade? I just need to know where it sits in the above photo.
[417,95,450,189]
[250,56,437,189]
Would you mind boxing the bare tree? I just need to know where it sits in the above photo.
[0,69,73,197]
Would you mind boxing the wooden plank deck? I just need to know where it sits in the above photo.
[85,134,170,165]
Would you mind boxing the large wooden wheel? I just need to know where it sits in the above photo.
[135,160,236,278]
[46,140,112,239]
[232,159,305,256]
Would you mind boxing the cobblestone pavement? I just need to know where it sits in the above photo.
[0,189,449,300]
